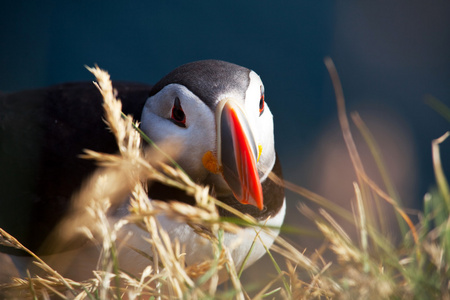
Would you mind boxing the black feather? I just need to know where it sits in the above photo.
[0,81,151,253]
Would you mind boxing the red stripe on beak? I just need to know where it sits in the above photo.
[217,99,264,210]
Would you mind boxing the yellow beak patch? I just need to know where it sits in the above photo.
[257,144,263,162]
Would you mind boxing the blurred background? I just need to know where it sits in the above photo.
[1,0,449,288]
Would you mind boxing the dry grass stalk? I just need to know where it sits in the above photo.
[1,62,449,299]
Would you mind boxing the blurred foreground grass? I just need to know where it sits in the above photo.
[0,60,449,299]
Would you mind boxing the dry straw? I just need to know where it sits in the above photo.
[1,62,449,299]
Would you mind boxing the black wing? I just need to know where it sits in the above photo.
[0,81,152,253]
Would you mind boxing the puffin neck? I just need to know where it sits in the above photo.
[147,153,284,221]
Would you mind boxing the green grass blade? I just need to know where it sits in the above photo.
[259,236,291,298]
[351,112,408,237]
[237,235,257,279]
[425,95,450,123]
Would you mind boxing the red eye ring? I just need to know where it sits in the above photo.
[259,93,265,115]
[171,97,186,127]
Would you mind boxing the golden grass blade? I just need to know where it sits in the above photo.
[324,57,419,249]
[121,112,189,176]
[6,61,448,298]
[224,250,245,300]
[351,112,402,205]
[0,228,77,296]
[432,132,450,210]
[25,270,37,300]
[351,112,407,235]
[358,171,419,247]
[353,182,369,273]
[269,172,354,223]
[324,57,365,179]
[269,234,318,274]
[38,279,68,300]
[251,272,284,300]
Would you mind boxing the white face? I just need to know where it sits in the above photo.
[244,71,275,181]
[140,71,276,195]
[141,84,216,183]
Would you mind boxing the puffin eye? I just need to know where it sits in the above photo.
[259,92,265,116]
[171,97,186,127]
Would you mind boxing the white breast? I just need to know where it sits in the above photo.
[117,199,286,276]
[9,199,286,282]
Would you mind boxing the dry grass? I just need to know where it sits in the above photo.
[1,61,449,299]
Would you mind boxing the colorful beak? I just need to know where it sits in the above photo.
[216,99,263,210]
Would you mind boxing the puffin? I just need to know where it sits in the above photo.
[0,60,285,281]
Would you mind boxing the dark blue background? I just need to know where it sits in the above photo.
[1,0,449,285]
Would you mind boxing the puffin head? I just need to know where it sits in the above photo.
[140,60,275,211]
